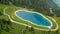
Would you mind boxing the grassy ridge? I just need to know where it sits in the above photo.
[5,5,49,29]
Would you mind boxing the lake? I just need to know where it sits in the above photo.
[15,10,51,27]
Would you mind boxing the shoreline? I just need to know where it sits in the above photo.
[15,10,52,28]
[4,7,58,31]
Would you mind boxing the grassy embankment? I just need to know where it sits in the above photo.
[0,4,60,34]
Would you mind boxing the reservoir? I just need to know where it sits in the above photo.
[16,10,51,27]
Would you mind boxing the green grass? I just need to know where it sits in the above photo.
[0,4,60,34]
[46,16,57,29]
[4,5,49,29]
[52,16,60,32]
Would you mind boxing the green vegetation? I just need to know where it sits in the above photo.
[0,0,60,34]
[5,6,49,29]
[0,4,60,34]
[0,0,56,16]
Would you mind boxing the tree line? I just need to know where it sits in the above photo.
[1,0,60,17]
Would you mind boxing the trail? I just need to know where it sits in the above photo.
[4,7,58,31]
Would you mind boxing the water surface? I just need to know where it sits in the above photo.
[16,10,51,27]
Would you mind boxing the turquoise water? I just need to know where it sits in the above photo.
[16,10,51,26]
[53,0,60,7]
